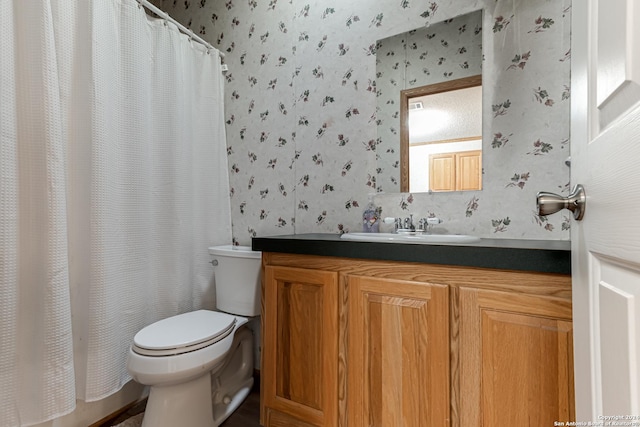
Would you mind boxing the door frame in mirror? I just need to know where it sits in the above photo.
[400,74,483,192]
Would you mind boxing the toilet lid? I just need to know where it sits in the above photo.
[132,310,237,357]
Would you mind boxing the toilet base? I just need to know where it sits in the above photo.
[212,377,253,425]
[137,324,255,427]
[142,373,214,427]
[211,326,255,425]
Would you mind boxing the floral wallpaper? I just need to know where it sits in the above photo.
[151,0,572,244]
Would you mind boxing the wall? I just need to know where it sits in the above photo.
[154,0,571,243]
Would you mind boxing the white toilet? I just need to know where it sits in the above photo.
[126,245,261,427]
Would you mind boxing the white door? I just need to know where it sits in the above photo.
[571,0,640,420]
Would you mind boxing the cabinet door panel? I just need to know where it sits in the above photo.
[459,287,574,426]
[429,153,456,192]
[456,150,481,191]
[276,281,323,408]
[347,276,449,427]
[264,266,338,427]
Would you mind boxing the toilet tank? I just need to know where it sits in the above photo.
[208,245,262,317]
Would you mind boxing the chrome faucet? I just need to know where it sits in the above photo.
[403,214,415,232]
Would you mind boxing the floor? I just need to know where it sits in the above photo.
[103,383,261,427]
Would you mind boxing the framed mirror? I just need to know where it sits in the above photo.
[376,10,483,194]
[400,75,482,192]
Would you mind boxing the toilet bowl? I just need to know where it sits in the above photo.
[126,245,261,427]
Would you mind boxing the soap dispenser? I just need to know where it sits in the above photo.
[362,194,380,233]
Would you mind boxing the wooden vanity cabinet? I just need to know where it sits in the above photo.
[260,253,574,427]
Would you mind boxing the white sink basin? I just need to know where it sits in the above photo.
[340,232,481,244]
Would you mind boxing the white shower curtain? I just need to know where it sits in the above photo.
[0,0,231,425]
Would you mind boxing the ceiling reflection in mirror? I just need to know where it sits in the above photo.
[410,86,481,144]
[375,10,483,194]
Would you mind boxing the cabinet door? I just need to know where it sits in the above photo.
[263,266,338,427]
[455,150,481,191]
[459,287,574,426]
[429,153,456,192]
[347,276,450,427]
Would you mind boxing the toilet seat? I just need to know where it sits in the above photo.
[132,310,237,357]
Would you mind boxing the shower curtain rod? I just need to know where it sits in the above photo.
[137,0,225,58]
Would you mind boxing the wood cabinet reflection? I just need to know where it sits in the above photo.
[429,149,482,192]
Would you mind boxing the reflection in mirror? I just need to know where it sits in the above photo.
[400,75,482,192]
[375,10,483,194]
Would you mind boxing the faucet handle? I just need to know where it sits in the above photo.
[419,217,443,233]
[383,217,403,231]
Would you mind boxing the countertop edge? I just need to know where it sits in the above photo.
[251,234,571,275]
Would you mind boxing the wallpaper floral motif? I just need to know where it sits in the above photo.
[152,0,572,245]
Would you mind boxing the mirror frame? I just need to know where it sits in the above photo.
[399,74,483,193]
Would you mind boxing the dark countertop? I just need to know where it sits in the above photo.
[252,233,571,275]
